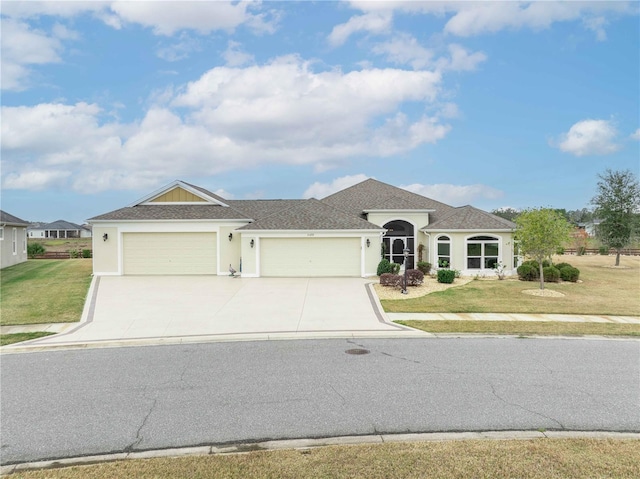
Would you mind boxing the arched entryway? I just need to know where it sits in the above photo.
[382,220,415,269]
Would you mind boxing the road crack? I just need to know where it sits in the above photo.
[126,394,158,452]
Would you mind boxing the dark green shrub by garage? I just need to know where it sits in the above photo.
[416,261,432,275]
[377,259,392,276]
[517,263,538,281]
[437,269,456,284]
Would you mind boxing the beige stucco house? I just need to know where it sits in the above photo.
[89,179,517,277]
[0,210,29,269]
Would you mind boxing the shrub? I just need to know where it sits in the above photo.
[542,259,551,268]
[437,269,456,284]
[598,246,609,255]
[82,249,92,258]
[560,266,580,282]
[577,246,586,256]
[377,259,392,276]
[405,269,425,286]
[543,266,560,282]
[68,249,79,258]
[556,246,565,255]
[416,261,431,275]
[390,263,401,274]
[554,262,572,270]
[27,243,46,258]
[517,263,538,281]
[380,273,402,287]
[522,260,539,270]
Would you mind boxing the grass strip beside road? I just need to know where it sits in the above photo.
[397,320,640,337]
[0,260,92,326]
[0,332,55,346]
[382,255,640,316]
[10,439,640,479]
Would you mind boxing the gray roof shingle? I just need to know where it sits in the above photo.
[425,205,516,230]
[0,210,29,225]
[238,199,383,230]
[321,178,456,222]
[89,204,251,221]
[32,219,85,230]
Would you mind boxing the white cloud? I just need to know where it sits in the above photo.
[334,1,635,43]
[438,44,487,72]
[372,33,433,69]
[555,119,620,157]
[0,18,63,90]
[328,11,392,46]
[3,170,72,191]
[630,128,640,141]
[222,41,254,67]
[303,174,370,199]
[212,188,234,199]
[156,34,201,62]
[2,58,451,193]
[401,183,504,206]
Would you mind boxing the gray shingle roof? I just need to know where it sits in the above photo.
[89,205,251,221]
[0,210,29,225]
[321,178,456,222]
[226,200,301,220]
[238,199,383,230]
[32,219,85,230]
[425,205,516,230]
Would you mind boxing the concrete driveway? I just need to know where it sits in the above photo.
[23,276,412,348]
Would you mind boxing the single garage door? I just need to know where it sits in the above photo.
[123,232,217,275]
[261,237,361,277]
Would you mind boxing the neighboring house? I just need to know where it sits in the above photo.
[28,220,92,239]
[0,210,29,269]
[577,220,601,237]
[89,179,517,277]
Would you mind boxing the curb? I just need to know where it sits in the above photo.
[2,430,638,475]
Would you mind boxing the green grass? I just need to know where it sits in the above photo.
[9,439,640,479]
[0,260,93,325]
[382,255,640,316]
[397,320,640,337]
[0,332,55,346]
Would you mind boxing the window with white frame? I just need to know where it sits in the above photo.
[22,229,27,253]
[437,235,451,268]
[466,235,499,269]
[12,228,17,254]
[0,226,4,240]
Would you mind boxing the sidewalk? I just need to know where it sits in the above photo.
[1,323,77,334]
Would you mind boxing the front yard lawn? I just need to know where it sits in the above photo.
[382,255,640,316]
[0,332,56,346]
[0,260,92,325]
[8,439,640,479]
[397,320,640,337]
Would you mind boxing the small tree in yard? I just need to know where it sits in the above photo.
[592,169,640,267]
[515,208,571,290]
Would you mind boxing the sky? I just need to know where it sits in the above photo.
[1,0,639,225]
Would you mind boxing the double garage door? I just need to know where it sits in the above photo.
[123,232,217,275]
[260,237,361,277]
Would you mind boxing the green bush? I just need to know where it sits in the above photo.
[554,262,572,270]
[377,259,392,276]
[27,243,46,258]
[543,266,560,282]
[416,261,432,275]
[82,249,92,258]
[560,266,580,282]
[437,269,456,284]
[522,260,539,270]
[556,246,565,255]
[577,246,586,256]
[598,246,609,255]
[390,263,401,274]
[517,263,538,281]
[542,259,551,268]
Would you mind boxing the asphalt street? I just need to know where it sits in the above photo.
[1,337,639,465]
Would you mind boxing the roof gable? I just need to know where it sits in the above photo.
[321,178,455,219]
[425,205,516,231]
[131,180,229,207]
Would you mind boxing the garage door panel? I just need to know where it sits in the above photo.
[261,238,360,277]
[123,233,216,275]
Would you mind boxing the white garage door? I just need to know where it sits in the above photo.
[261,237,361,277]
[123,232,217,275]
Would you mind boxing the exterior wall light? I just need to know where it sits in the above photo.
[250,239,255,248]
[366,238,371,248]
[102,233,108,241]
[228,233,233,241]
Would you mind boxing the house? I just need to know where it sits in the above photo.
[28,220,92,239]
[88,179,517,277]
[1,210,29,269]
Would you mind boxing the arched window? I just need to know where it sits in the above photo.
[437,235,451,268]
[382,220,415,268]
[466,235,499,269]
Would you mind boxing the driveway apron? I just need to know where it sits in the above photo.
[25,276,403,346]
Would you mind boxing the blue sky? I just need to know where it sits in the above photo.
[1,1,639,224]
